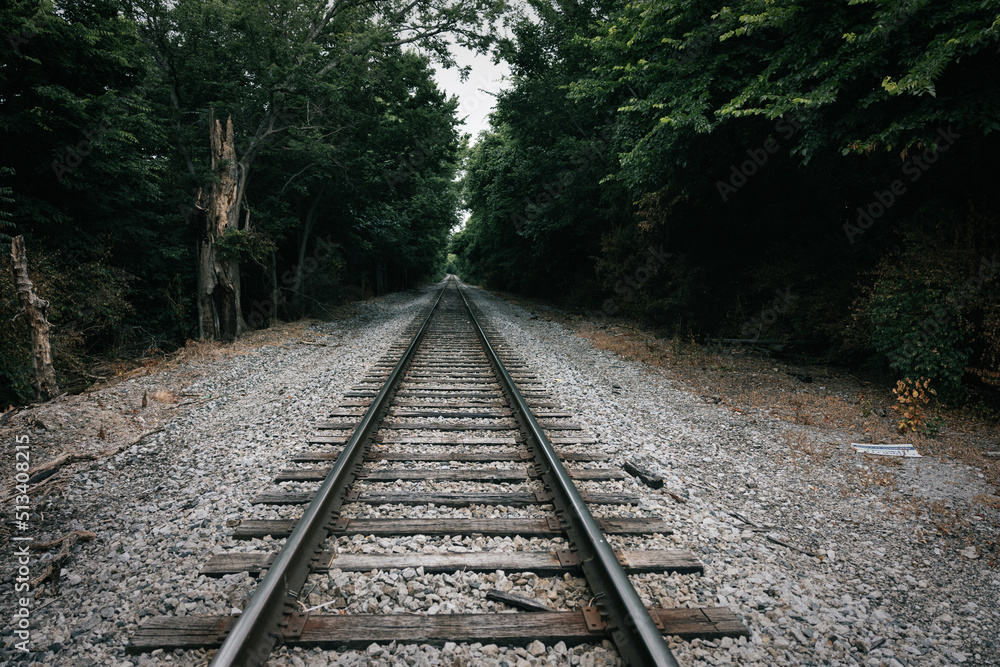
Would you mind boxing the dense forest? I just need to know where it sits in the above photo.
[1,0,504,404]
[454,0,1000,409]
[3,0,1000,413]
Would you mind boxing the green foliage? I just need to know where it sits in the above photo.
[570,0,1000,193]
[213,228,275,265]
[862,208,999,396]
[456,1,629,299]
[249,46,464,314]
[459,0,1000,408]
[868,277,971,393]
[0,0,482,403]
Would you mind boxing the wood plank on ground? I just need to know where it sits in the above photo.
[391,400,507,407]
[378,421,518,430]
[389,410,512,418]
[306,435,597,446]
[306,435,350,444]
[376,435,518,444]
[311,420,584,431]
[393,392,541,399]
[292,451,605,463]
[400,378,497,384]
[395,385,502,392]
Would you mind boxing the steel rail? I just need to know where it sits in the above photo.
[457,283,681,667]
[210,283,448,667]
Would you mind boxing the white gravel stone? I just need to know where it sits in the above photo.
[4,279,997,667]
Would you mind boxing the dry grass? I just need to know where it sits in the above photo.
[100,318,328,384]
[564,320,999,466]
[150,389,176,403]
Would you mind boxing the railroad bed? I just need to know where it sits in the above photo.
[129,278,748,665]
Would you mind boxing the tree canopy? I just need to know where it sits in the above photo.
[1,0,497,403]
[456,0,1000,401]
[3,0,999,406]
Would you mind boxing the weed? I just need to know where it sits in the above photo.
[892,376,938,435]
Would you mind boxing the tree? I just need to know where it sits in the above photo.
[461,0,1000,382]
[458,0,629,299]
[571,0,1000,194]
[247,46,464,315]
[129,0,505,339]
[10,237,59,400]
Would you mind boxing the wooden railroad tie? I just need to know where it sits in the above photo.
[129,607,748,654]
[229,516,673,539]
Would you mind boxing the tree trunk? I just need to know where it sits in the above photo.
[196,108,247,341]
[269,249,279,326]
[376,258,386,296]
[10,236,59,401]
[291,190,324,313]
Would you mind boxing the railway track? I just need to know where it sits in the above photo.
[129,278,748,665]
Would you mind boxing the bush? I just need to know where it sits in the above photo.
[0,242,136,403]
[868,278,972,394]
[0,257,33,405]
[892,376,941,435]
[861,205,1000,398]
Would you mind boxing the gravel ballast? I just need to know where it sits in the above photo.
[465,284,999,667]
[2,280,998,666]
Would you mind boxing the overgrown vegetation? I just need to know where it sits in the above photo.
[4,0,999,410]
[892,377,940,436]
[455,0,1000,408]
[0,0,499,405]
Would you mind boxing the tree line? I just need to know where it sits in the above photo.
[1,0,504,404]
[454,0,1000,407]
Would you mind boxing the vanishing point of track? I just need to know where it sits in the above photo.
[129,278,748,665]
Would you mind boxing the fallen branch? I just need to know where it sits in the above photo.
[485,589,553,612]
[29,529,96,594]
[681,477,717,492]
[30,529,96,553]
[765,534,819,558]
[724,509,760,528]
[664,490,687,504]
[0,427,166,502]
[6,470,70,501]
[26,452,98,485]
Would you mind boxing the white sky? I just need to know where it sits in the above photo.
[433,43,510,144]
